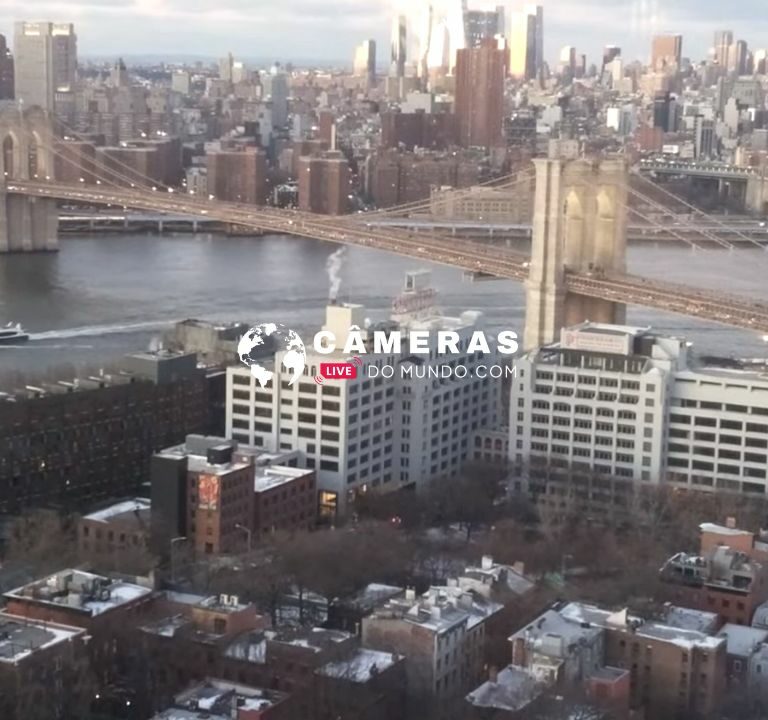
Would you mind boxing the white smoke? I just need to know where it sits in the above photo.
[326,247,347,301]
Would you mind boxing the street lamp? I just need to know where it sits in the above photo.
[235,523,252,554]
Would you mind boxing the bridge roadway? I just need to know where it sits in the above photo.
[8,179,768,335]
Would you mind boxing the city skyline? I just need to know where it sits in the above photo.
[0,0,767,67]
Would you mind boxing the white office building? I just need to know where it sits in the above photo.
[227,272,502,519]
[510,322,768,497]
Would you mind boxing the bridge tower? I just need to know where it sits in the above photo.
[0,105,58,253]
[524,143,629,350]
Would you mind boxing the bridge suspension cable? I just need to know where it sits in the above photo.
[632,170,767,251]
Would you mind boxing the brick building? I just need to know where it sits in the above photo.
[365,149,480,208]
[0,613,92,720]
[4,569,156,687]
[380,111,459,151]
[207,147,267,204]
[660,522,768,626]
[253,465,316,537]
[0,351,208,516]
[298,151,350,215]
[78,497,151,573]
[455,39,506,149]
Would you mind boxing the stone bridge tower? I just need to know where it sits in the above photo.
[524,143,629,350]
[0,105,58,252]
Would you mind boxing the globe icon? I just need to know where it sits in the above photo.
[237,323,307,388]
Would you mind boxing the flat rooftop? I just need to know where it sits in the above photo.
[5,569,152,616]
[82,498,150,524]
[0,613,84,663]
[254,465,311,493]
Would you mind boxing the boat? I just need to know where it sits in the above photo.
[0,323,30,345]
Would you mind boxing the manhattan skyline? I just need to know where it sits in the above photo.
[0,0,766,67]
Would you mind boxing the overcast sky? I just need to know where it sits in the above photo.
[0,0,766,67]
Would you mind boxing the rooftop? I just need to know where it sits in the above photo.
[663,605,720,634]
[465,665,541,712]
[254,465,311,493]
[82,498,151,524]
[717,624,768,658]
[317,648,401,682]
[0,613,84,663]
[5,569,152,616]
[152,679,288,720]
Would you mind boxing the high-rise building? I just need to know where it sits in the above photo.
[226,275,502,518]
[298,151,350,215]
[261,65,289,129]
[694,115,716,159]
[559,45,576,75]
[728,39,749,75]
[218,52,234,82]
[714,30,733,68]
[651,34,682,73]
[390,14,407,77]
[601,45,621,73]
[510,322,768,498]
[13,21,76,118]
[410,0,466,76]
[455,38,505,148]
[0,34,14,99]
[464,5,505,48]
[353,39,376,84]
[206,147,267,204]
[508,4,543,80]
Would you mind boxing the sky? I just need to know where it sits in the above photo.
[0,0,766,67]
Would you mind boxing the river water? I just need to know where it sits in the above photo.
[0,232,766,379]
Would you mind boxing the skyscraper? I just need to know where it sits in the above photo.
[0,35,13,100]
[714,30,733,67]
[455,38,505,148]
[261,65,289,129]
[14,21,76,117]
[651,34,682,73]
[411,0,466,77]
[508,5,543,80]
[601,45,621,74]
[353,40,377,84]
[728,40,749,75]
[390,14,407,77]
[464,5,504,48]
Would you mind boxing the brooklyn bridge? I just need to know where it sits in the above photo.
[2,105,768,348]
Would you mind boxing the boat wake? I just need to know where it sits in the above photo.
[30,320,173,341]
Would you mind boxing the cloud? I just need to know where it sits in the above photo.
[0,0,766,64]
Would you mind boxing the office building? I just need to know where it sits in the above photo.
[601,45,621,73]
[0,35,13,99]
[13,21,76,118]
[465,6,505,48]
[714,30,734,68]
[226,273,502,518]
[261,65,289,129]
[353,39,376,84]
[410,0,466,76]
[510,322,768,499]
[695,115,716,159]
[206,147,267,204]
[429,179,534,223]
[455,38,505,148]
[508,5,543,80]
[171,70,190,94]
[390,14,407,77]
[728,39,749,75]
[298,151,350,215]
[559,45,576,76]
[651,33,682,73]
[219,52,234,83]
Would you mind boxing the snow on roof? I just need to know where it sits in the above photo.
[636,623,725,651]
[700,523,753,537]
[83,498,150,523]
[466,665,541,712]
[224,631,267,664]
[717,624,768,658]
[664,606,720,634]
[0,613,84,663]
[753,601,768,630]
[318,648,400,682]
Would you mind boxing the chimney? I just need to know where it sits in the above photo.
[726,516,737,529]
[481,555,494,570]
[512,561,525,576]
[405,587,416,602]
[488,665,499,683]
[430,606,441,621]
